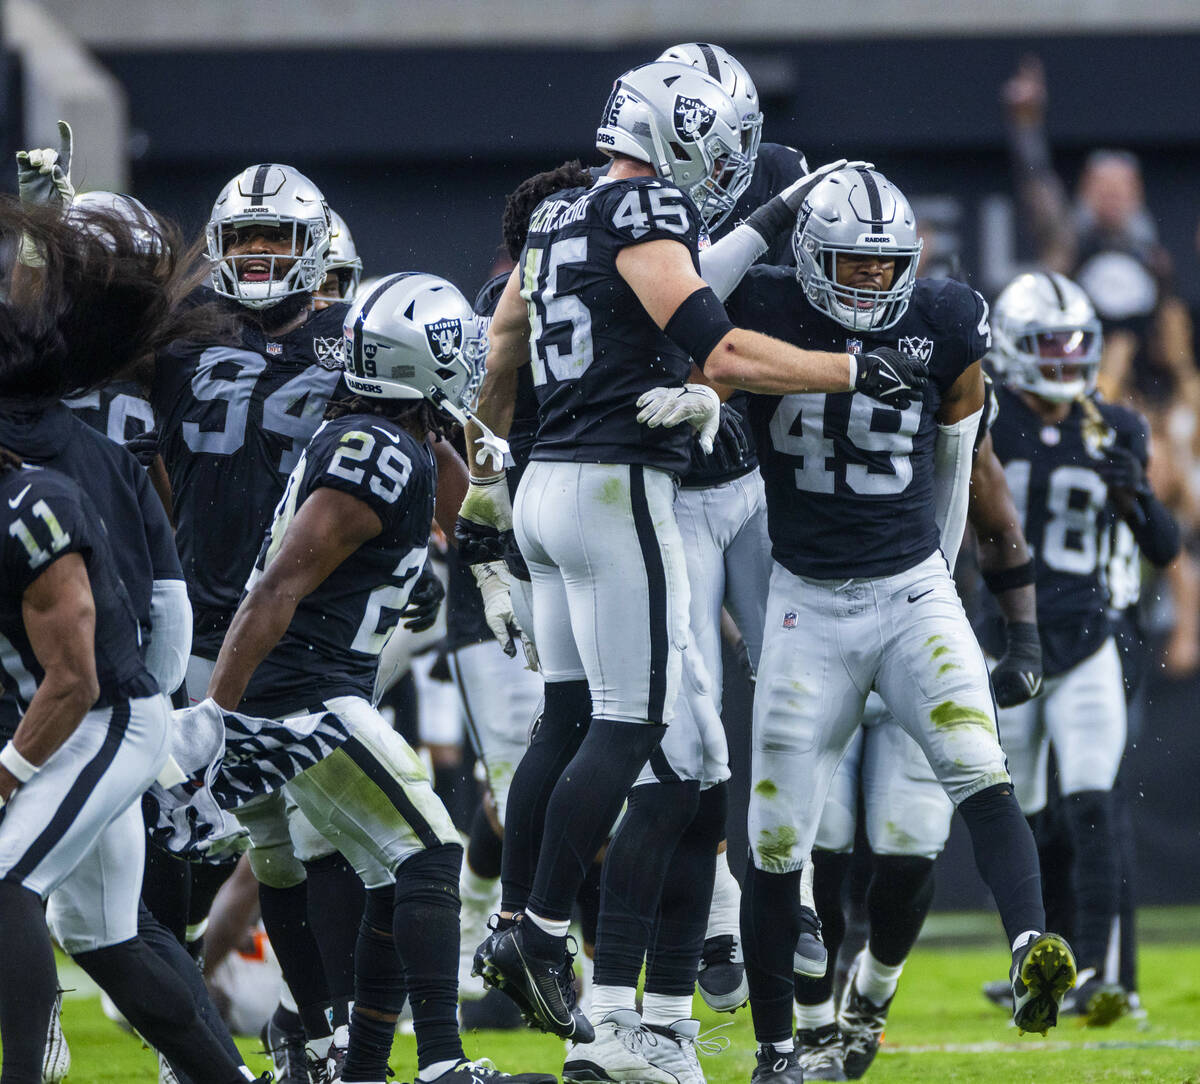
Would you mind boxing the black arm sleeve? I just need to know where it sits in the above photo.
[1128,493,1181,568]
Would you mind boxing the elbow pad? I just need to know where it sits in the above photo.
[664,287,736,369]
[699,224,769,302]
[933,408,982,570]
[145,579,193,695]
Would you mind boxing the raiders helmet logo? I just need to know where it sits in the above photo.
[425,318,463,362]
[898,336,934,362]
[672,95,716,142]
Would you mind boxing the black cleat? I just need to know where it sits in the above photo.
[423,1059,557,1084]
[485,924,594,1042]
[1062,973,1129,1028]
[750,1046,803,1084]
[1011,932,1077,1035]
[837,958,893,1081]
[260,1011,308,1084]
[473,915,538,1026]
[697,933,749,1012]
[796,1023,847,1081]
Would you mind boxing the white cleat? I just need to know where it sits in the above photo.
[563,1010,678,1084]
[642,1019,728,1084]
[41,990,70,1084]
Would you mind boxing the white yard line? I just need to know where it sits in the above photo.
[880,1039,1200,1055]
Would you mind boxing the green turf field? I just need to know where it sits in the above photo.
[33,908,1200,1083]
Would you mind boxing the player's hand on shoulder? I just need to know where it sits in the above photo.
[636,384,721,453]
[400,564,445,633]
[854,346,928,408]
[991,621,1043,708]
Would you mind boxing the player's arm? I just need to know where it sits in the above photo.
[970,430,1043,707]
[933,360,986,568]
[465,267,526,482]
[0,553,99,802]
[1097,426,1181,569]
[430,436,469,535]
[206,488,382,710]
[616,240,924,403]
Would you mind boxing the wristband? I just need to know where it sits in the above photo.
[982,558,1035,595]
[744,194,795,242]
[0,741,39,783]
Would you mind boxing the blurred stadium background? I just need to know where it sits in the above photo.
[2,0,1198,908]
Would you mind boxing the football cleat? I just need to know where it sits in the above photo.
[749,1046,803,1084]
[837,954,893,1080]
[260,1010,309,1084]
[564,1009,678,1084]
[793,905,828,979]
[1062,973,1130,1027]
[642,1018,727,1084]
[696,934,749,1012]
[1011,932,1077,1035]
[425,1058,557,1084]
[157,1051,181,1084]
[41,988,70,1084]
[473,916,537,1026]
[483,924,594,1043]
[323,1022,349,1082]
[795,1024,847,1082]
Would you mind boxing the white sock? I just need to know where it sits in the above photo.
[794,999,835,1030]
[642,992,693,1027]
[591,984,637,1020]
[418,1058,461,1081]
[306,1035,333,1059]
[1012,930,1041,954]
[525,910,570,939]
[854,949,904,1006]
[764,1038,794,1054]
[706,850,741,938]
[799,859,816,912]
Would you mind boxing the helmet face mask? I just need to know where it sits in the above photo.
[990,271,1103,404]
[596,62,751,229]
[318,209,363,304]
[206,164,332,311]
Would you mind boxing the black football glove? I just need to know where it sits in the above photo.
[123,428,160,468]
[1095,445,1149,500]
[694,404,755,476]
[854,347,928,408]
[454,475,514,565]
[401,565,445,633]
[991,621,1043,708]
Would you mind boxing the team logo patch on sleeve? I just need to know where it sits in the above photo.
[312,336,344,370]
[673,95,716,142]
[425,318,463,361]
[898,335,934,361]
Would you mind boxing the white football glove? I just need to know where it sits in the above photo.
[455,473,514,565]
[472,561,539,670]
[776,158,874,215]
[636,384,721,454]
[16,120,75,210]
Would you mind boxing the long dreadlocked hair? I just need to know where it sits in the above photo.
[323,394,458,444]
[0,198,228,400]
[501,160,594,260]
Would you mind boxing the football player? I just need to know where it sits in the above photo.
[983,270,1179,1024]
[314,209,364,309]
[725,167,1074,1083]
[0,200,268,1084]
[459,62,924,1045]
[791,381,1046,1080]
[204,272,552,1084]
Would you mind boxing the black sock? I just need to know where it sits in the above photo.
[594,780,700,988]
[646,781,727,996]
[73,937,244,1084]
[467,803,503,881]
[393,844,465,1070]
[137,902,244,1075]
[1031,791,1076,940]
[258,880,332,1038]
[795,850,851,1006]
[1063,789,1120,973]
[743,858,803,1046]
[139,816,191,944]
[866,856,935,967]
[528,717,666,923]
[957,782,1046,947]
[0,882,57,1084]
[500,679,590,914]
[1113,778,1138,990]
[577,859,603,953]
[345,886,406,1082]
[305,852,366,1029]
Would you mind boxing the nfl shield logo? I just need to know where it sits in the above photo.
[265,341,283,356]
[846,339,863,356]
[783,611,798,629]
[425,318,463,362]
[672,95,716,143]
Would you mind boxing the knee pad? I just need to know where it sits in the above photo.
[394,843,463,911]
[247,839,307,889]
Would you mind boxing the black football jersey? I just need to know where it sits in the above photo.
[984,386,1148,676]
[521,177,704,477]
[63,381,156,445]
[727,270,991,579]
[0,402,181,636]
[710,142,808,267]
[0,466,154,737]
[152,299,348,653]
[238,413,436,716]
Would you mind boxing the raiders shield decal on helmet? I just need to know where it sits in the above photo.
[426,318,463,362]
[673,96,716,143]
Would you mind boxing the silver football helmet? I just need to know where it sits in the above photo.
[792,167,923,332]
[323,209,363,300]
[67,190,160,253]
[657,43,762,175]
[990,271,1103,403]
[596,61,750,228]
[341,273,488,426]
[206,163,332,310]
